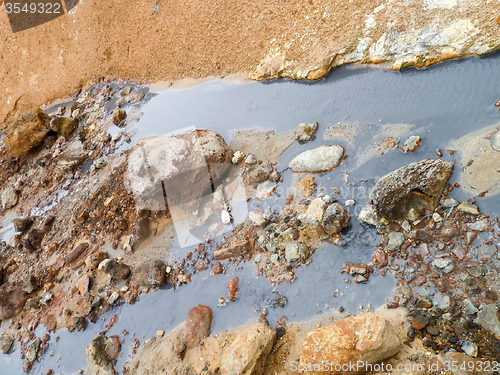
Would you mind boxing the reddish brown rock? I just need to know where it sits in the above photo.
[185,305,213,349]
[0,282,28,321]
[212,262,224,275]
[227,277,239,302]
[65,242,90,268]
[300,313,401,375]
[214,231,253,260]
[372,250,388,268]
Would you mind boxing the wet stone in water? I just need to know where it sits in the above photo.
[185,305,213,349]
[288,145,344,173]
[273,295,288,308]
[294,122,318,141]
[0,333,14,354]
[104,335,121,360]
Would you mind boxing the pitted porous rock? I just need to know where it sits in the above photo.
[369,159,454,219]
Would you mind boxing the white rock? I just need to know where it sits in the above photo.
[285,243,300,262]
[288,145,344,173]
[249,211,267,227]
[344,199,355,206]
[221,210,232,225]
[299,197,328,224]
[232,151,245,164]
[432,213,443,222]
[108,291,120,305]
[245,154,257,165]
[358,204,381,226]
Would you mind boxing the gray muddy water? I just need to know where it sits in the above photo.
[2,53,500,374]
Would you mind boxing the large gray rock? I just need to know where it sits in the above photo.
[289,145,344,173]
[0,283,28,321]
[220,322,276,375]
[125,129,232,211]
[86,335,116,375]
[322,202,350,235]
[370,159,454,219]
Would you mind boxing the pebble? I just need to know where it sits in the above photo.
[268,171,281,182]
[108,292,120,305]
[467,218,489,232]
[104,335,121,360]
[221,210,232,225]
[249,211,267,227]
[244,154,257,165]
[463,299,479,315]
[112,109,126,124]
[344,199,355,206]
[358,204,381,226]
[173,341,186,354]
[285,243,300,262]
[94,157,107,169]
[273,295,288,308]
[432,213,443,222]
[442,197,458,208]
[403,135,421,152]
[426,325,440,336]
[461,340,478,357]
[432,258,452,269]
[432,292,450,310]
[156,330,164,338]
[294,122,318,141]
[387,232,405,251]
[40,290,53,305]
[412,313,430,330]
[288,145,344,173]
[474,304,500,338]
[457,201,480,215]
[0,334,14,354]
[232,151,245,164]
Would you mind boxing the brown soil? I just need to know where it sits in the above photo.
[3,0,498,130]
[0,0,280,127]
